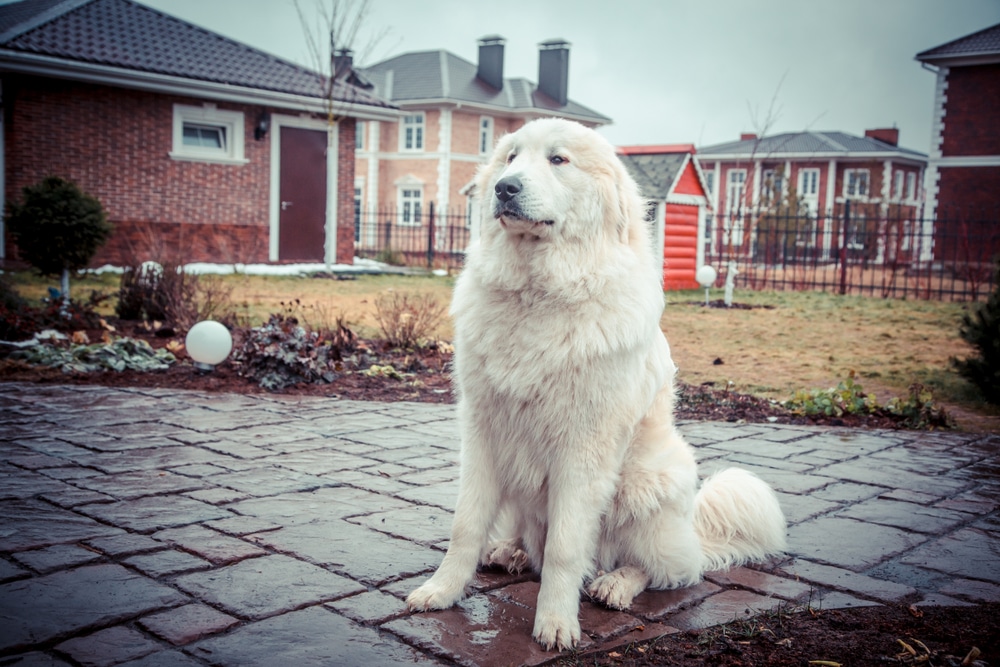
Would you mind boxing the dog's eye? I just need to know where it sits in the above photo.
[506,153,517,164]
[550,155,568,165]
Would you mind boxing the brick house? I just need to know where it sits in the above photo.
[0,0,397,268]
[917,22,1000,262]
[617,144,712,290]
[352,37,610,256]
[696,130,927,265]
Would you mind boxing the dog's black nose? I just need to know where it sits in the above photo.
[494,176,522,203]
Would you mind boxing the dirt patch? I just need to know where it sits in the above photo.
[584,603,999,667]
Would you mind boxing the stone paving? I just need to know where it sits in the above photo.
[0,381,998,667]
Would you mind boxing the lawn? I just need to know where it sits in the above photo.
[6,269,996,430]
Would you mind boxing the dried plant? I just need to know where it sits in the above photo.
[373,291,446,349]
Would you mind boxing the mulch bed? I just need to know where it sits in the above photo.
[587,602,998,667]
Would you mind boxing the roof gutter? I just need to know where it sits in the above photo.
[696,150,927,163]
[0,50,401,122]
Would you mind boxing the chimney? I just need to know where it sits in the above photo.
[740,133,758,142]
[538,39,570,105]
[865,128,899,146]
[333,48,353,79]
[477,35,505,90]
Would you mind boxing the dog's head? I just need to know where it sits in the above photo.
[475,118,644,247]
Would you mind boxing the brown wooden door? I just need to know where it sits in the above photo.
[278,126,327,261]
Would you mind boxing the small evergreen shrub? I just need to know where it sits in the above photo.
[952,260,1000,405]
[6,176,112,279]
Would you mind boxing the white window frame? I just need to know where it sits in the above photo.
[479,116,494,154]
[843,168,870,199]
[906,172,916,201]
[725,169,746,215]
[355,121,366,150]
[170,104,246,165]
[893,170,904,200]
[398,186,424,226]
[399,113,425,152]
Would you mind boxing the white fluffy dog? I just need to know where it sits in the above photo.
[407,118,786,651]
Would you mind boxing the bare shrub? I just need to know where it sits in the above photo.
[373,291,446,349]
[116,263,237,330]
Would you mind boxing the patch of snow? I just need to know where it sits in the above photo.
[87,257,412,277]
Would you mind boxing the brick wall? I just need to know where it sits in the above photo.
[3,76,361,267]
[940,64,1000,157]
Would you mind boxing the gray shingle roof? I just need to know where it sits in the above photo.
[917,22,1000,63]
[359,48,610,124]
[698,131,926,160]
[619,152,689,201]
[0,0,394,110]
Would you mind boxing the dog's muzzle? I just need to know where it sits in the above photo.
[492,176,554,226]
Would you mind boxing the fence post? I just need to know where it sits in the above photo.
[839,200,850,295]
[427,202,436,269]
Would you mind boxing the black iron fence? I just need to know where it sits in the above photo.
[703,202,999,301]
[353,200,999,301]
[354,203,471,271]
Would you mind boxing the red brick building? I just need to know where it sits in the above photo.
[917,22,1000,262]
[353,37,610,255]
[696,130,927,265]
[0,0,396,268]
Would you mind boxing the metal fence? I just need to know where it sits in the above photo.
[354,203,472,270]
[703,202,999,301]
[352,200,999,301]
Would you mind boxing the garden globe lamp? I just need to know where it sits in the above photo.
[185,320,233,372]
[696,265,718,307]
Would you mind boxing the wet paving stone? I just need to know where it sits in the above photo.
[349,504,453,545]
[787,516,929,572]
[899,527,1000,584]
[0,558,28,583]
[190,605,435,666]
[153,524,268,565]
[11,545,103,574]
[76,496,230,534]
[72,471,206,500]
[384,594,562,667]
[0,499,123,552]
[326,590,409,625]
[836,497,970,534]
[172,554,365,620]
[124,549,212,578]
[85,534,163,558]
[0,652,73,666]
[55,625,161,667]
[137,603,240,645]
[775,558,917,602]
[0,564,187,653]
[665,589,783,631]
[706,566,815,601]
[228,486,412,525]
[71,447,224,475]
[248,519,440,586]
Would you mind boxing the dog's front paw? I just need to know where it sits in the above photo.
[532,612,581,651]
[406,579,464,612]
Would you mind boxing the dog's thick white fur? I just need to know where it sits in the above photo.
[406,118,786,651]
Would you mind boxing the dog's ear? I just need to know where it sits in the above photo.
[605,157,644,245]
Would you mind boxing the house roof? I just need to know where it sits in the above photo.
[697,131,926,162]
[0,0,397,118]
[916,22,1000,66]
[617,145,708,202]
[359,48,611,125]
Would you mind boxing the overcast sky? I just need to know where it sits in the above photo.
[140,0,1000,153]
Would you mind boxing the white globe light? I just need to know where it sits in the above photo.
[696,265,718,288]
[185,320,233,371]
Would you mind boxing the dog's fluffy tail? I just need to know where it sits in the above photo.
[693,468,787,572]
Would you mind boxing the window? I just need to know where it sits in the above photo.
[399,187,423,225]
[704,170,714,196]
[844,169,870,198]
[355,121,366,150]
[479,116,494,154]
[893,170,904,200]
[354,183,363,241]
[798,169,819,197]
[170,104,246,164]
[761,168,784,205]
[726,169,746,214]
[725,169,746,246]
[906,172,916,201]
[400,113,425,151]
